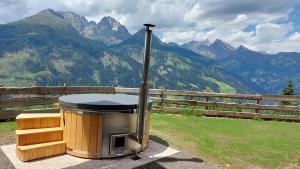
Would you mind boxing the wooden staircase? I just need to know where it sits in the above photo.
[16,113,66,161]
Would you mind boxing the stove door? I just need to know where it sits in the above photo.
[110,133,129,156]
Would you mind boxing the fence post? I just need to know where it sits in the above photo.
[255,99,261,113]
[0,85,2,112]
[63,83,67,95]
[112,85,117,94]
[205,96,209,110]
[160,88,165,111]
[190,95,197,101]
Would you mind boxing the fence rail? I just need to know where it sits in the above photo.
[1,86,300,122]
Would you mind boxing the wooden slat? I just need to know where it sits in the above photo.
[17,135,26,146]
[16,113,60,119]
[97,114,102,158]
[115,87,162,95]
[115,87,139,94]
[81,114,90,152]
[163,90,262,99]
[53,143,61,155]
[0,108,59,120]
[162,89,300,101]
[23,119,33,130]
[25,132,35,145]
[158,99,300,112]
[47,117,60,128]
[60,143,66,154]
[0,97,58,108]
[16,127,62,135]
[116,88,261,99]
[45,144,53,157]
[18,140,65,150]
[69,112,77,149]
[37,147,46,159]
[16,128,63,146]
[66,111,72,147]
[154,107,300,122]
[64,86,115,94]
[116,87,300,102]
[261,95,300,102]
[60,107,64,129]
[16,116,60,130]
[16,119,24,130]
[75,113,83,151]
[89,114,99,153]
[0,86,115,95]
[32,118,41,129]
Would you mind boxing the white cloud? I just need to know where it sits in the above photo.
[0,0,299,52]
[254,23,292,43]
[289,32,300,41]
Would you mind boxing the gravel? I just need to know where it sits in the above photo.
[0,134,16,169]
[0,134,15,146]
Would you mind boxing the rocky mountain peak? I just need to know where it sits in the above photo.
[98,16,120,31]
[118,28,165,49]
[201,39,211,46]
[59,11,92,32]
[237,45,250,51]
[17,8,74,31]
[38,8,58,16]
[183,39,211,47]
[32,8,64,20]
[33,9,131,44]
[210,39,234,50]
[207,39,235,59]
[90,16,130,43]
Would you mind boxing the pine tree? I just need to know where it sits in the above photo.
[280,80,296,105]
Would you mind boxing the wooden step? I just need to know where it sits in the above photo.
[16,141,66,162]
[16,113,61,130]
[16,127,63,146]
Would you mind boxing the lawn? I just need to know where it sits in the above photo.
[0,114,299,168]
[150,113,300,169]
[0,121,15,136]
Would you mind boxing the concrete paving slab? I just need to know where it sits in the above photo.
[0,140,179,169]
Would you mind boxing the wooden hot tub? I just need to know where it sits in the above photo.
[59,94,151,159]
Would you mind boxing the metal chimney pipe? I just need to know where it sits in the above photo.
[137,24,155,144]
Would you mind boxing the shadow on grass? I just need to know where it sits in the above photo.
[0,119,15,122]
[149,135,169,147]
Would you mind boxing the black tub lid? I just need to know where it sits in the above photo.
[59,94,151,112]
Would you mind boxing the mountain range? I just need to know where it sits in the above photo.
[178,39,300,94]
[0,9,299,94]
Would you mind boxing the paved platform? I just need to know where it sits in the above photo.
[1,141,180,169]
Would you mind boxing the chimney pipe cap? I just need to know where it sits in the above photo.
[144,24,155,31]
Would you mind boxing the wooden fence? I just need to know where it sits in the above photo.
[1,86,300,122]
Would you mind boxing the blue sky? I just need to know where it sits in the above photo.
[289,4,300,32]
[0,0,299,52]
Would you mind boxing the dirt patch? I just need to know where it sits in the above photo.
[283,159,300,169]
[0,133,15,146]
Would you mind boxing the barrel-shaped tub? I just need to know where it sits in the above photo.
[59,94,151,159]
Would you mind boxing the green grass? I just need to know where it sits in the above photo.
[1,114,299,168]
[204,77,236,93]
[151,113,300,169]
[0,121,16,136]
